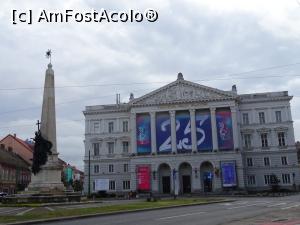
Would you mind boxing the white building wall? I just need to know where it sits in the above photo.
[83,85,300,194]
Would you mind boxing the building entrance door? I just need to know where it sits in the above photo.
[162,176,170,193]
[203,172,213,192]
[182,175,191,193]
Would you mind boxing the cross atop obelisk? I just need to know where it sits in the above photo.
[46,49,52,63]
[36,120,41,131]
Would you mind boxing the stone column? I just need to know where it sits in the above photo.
[270,130,276,147]
[85,120,89,134]
[288,106,292,121]
[210,107,218,151]
[170,110,177,153]
[150,112,157,154]
[116,118,120,132]
[131,113,137,154]
[267,108,272,123]
[189,109,197,151]
[251,109,256,124]
[230,106,239,150]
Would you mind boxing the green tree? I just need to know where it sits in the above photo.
[270,174,280,192]
[73,180,83,192]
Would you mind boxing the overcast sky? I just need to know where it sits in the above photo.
[1,0,300,170]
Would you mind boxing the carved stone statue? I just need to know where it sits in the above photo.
[31,130,52,175]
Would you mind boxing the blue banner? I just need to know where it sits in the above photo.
[221,161,237,187]
[216,110,233,150]
[156,112,172,153]
[176,111,192,152]
[136,114,151,154]
[195,111,213,151]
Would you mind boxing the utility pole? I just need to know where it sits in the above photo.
[88,150,91,197]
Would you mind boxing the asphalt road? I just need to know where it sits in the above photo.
[0,199,144,216]
[41,195,300,225]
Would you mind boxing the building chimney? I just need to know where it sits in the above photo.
[116,94,121,105]
[13,133,16,138]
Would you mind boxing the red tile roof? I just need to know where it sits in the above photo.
[0,134,33,153]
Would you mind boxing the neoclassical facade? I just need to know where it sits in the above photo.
[83,74,300,194]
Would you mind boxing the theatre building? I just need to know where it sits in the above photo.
[83,73,300,194]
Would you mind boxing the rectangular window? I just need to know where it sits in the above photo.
[278,132,286,147]
[108,122,114,133]
[124,164,129,172]
[282,174,291,184]
[122,141,129,153]
[123,121,128,132]
[94,122,100,133]
[247,175,256,185]
[109,164,114,173]
[244,134,251,149]
[261,133,268,148]
[108,142,114,154]
[109,180,115,190]
[259,112,265,124]
[281,156,288,165]
[247,158,253,167]
[264,157,270,166]
[93,143,100,156]
[264,175,271,185]
[275,111,282,123]
[242,113,249,125]
[94,165,99,173]
[123,180,130,190]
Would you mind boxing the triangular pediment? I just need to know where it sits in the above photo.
[131,78,237,106]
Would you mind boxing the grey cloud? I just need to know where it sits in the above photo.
[1,1,300,169]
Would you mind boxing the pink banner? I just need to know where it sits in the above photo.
[137,165,151,191]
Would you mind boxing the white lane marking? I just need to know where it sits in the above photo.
[235,201,249,205]
[228,201,270,210]
[16,208,33,216]
[45,206,54,211]
[267,202,287,208]
[281,204,300,210]
[0,208,24,215]
[220,201,248,206]
[220,203,231,206]
[157,212,206,220]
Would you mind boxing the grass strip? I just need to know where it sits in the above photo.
[0,198,226,224]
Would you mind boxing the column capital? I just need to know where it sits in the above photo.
[230,106,237,113]
[210,107,216,113]
[169,110,176,117]
[131,112,136,118]
[189,109,196,114]
[150,111,156,117]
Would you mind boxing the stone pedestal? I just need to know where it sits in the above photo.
[28,154,64,193]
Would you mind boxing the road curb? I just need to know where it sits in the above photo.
[0,201,104,208]
[6,199,234,225]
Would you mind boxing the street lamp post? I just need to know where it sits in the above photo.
[88,150,91,197]
[173,168,177,199]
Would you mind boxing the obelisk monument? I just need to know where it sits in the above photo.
[28,51,65,193]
